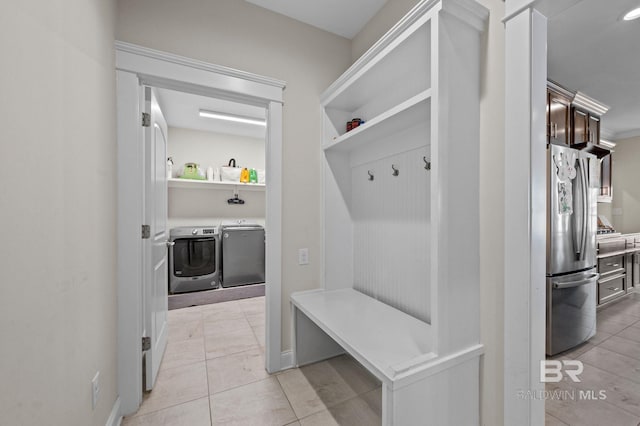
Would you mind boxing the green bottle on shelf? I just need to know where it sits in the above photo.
[249,168,258,183]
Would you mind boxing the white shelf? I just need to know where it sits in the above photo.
[321,18,431,114]
[168,178,265,191]
[291,288,434,385]
[323,90,431,153]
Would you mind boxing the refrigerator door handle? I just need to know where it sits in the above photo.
[577,158,589,261]
[552,273,599,289]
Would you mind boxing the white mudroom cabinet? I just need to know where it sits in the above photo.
[291,0,488,424]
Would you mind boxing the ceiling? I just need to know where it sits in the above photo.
[155,88,266,140]
[248,0,640,141]
[245,0,388,39]
[157,0,640,142]
[547,0,640,140]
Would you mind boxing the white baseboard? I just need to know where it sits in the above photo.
[280,350,294,370]
[106,397,122,426]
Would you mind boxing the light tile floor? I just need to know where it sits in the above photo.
[122,296,382,426]
[546,292,640,425]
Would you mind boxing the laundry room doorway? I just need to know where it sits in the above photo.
[115,41,286,416]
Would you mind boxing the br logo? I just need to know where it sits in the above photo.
[540,360,583,383]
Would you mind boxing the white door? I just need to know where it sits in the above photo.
[142,86,169,390]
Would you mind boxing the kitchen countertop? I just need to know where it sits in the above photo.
[597,232,640,240]
[597,232,640,257]
[597,232,622,239]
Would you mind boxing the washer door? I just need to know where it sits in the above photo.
[173,237,217,277]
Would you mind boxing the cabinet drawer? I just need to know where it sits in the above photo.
[598,275,626,304]
[598,254,625,275]
[598,239,626,254]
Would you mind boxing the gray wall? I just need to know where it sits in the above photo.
[117,0,353,351]
[476,1,505,424]
[0,1,118,425]
[118,1,507,424]
[608,136,640,233]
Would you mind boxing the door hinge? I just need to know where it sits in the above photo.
[142,224,151,239]
[142,112,151,127]
[142,336,151,351]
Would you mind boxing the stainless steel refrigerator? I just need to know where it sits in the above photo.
[546,144,599,356]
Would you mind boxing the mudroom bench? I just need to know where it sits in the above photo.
[291,288,484,425]
[301,0,489,423]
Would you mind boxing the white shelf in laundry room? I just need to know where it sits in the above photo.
[167,178,265,191]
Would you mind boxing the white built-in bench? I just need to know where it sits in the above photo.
[291,288,435,386]
[291,288,484,425]
[303,0,489,423]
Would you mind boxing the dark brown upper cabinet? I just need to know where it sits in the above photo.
[571,107,600,145]
[599,153,613,203]
[547,88,572,146]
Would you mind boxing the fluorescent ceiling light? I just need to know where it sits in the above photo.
[623,7,640,20]
[199,110,266,126]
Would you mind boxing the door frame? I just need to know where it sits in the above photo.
[503,0,579,424]
[115,41,286,416]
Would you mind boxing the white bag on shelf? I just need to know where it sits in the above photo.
[220,158,241,182]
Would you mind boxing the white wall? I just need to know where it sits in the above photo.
[117,0,353,350]
[608,136,640,233]
[167,127,266,228]
[0,1,118,425]
[168,127,265,177]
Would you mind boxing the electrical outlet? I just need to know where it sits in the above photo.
[613,208,623,216]
[91,371,100,410]
[298,248,309,265]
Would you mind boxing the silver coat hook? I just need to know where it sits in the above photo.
[391,164,399,176]
[423,156,431,170]
[367,170,374,181]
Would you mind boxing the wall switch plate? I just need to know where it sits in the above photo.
[298,248,309,265]
[613,207,623,216]
[91,371,100,410]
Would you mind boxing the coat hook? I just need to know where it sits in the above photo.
[423,156,431,170]
[367,170,374,181]
[391,164,399,176]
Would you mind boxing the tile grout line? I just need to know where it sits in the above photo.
[274,373,302,423]
[546,298,640,422]
[204,337,214,426]
[203,298,263,425]
[563,358,640,420]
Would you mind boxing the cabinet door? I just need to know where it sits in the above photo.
[599,154,612,202]
[548,90,571,145]
[589,114,600,144]
[572,108,589,144]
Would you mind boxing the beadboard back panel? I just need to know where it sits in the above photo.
[351,145,431,323]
